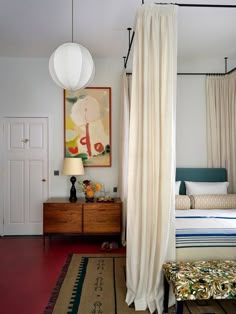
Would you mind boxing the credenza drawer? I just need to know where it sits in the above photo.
[83,205,121,233]
[43,205,82,233]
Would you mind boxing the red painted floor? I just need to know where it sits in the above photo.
[0,236,126,314]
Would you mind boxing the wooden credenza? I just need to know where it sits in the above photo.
[43,197,122,239]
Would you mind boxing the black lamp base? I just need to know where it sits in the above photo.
[69,176,77,202]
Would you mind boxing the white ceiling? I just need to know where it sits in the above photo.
[0,0,236,67]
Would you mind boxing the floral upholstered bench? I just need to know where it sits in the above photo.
[162,260,236,314]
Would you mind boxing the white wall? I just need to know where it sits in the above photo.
[176,57,235,167]
[176,75,207,167]
[0,57,123,203]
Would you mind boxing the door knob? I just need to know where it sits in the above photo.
[42,179,46,182]
[22,139,29,143]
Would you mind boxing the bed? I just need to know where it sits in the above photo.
[175,168,236,261]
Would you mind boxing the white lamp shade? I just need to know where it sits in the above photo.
[49,42,95,91]
[62,158,85,176]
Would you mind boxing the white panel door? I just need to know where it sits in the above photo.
[3,117,49,235]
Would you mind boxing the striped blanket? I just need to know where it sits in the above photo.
[175,209,236,261]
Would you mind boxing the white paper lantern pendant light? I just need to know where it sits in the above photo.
[49,0,95,91]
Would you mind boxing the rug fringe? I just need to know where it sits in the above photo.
[43,253,74,314]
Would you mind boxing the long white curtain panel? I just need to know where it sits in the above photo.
[126,4,177,313]
[119,69,131,246]
[206,73,236,193]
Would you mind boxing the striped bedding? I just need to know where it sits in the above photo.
[176,209,236,261]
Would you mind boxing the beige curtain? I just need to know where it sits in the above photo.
[206,72,236,192]
[118,69,131,246]
[126,4,177,313]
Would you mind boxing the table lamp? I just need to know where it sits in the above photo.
[62,158,84,202]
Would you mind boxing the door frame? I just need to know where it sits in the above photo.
[0,114,51,236]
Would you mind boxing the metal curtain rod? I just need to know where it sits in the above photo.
[177,72,224,76]
[124,31,135,69]
[125,72,222,75]
[126,66,236,76]
[225,65,236,75]
[155,3,236,8]
[177,62,236,75]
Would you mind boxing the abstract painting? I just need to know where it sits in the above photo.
[64,87,111,167]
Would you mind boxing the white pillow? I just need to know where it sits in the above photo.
[175,181,181,195]
[185,181,229,195]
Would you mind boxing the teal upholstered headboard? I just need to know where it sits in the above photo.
[176,168,227,195]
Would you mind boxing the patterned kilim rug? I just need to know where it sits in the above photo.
[43,254,149,314]
[44,254,236,314]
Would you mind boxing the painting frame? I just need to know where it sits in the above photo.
[64,87,112,167]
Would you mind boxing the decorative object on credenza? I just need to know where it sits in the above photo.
[49,0,95,91]
[62,158,84,202]
[97,197,115,203]
[64,87,111,167]
[79,179,101,202]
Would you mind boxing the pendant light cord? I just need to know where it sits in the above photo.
[72,0,74,43]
